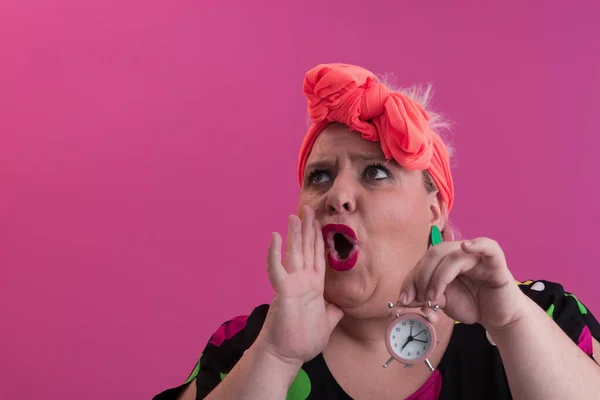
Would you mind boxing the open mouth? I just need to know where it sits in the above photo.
[333,233,354,259]
[322,224,359,271]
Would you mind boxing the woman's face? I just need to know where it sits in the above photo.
[297,124,443,318]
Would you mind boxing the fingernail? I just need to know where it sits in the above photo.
[400,293,408,305]
[423,308,439,323]
[463,240,474,247]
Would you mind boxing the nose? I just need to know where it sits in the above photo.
[325,176,357,215]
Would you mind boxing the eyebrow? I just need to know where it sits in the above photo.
[304,152,389,176]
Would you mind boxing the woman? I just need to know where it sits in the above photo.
[154,63,600,399]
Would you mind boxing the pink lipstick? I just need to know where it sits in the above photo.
[321,224,359,271]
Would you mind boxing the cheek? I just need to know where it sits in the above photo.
[365,196,430,250]
[364,208,430,281]
[297,192,322,216]
[380,202,426,231]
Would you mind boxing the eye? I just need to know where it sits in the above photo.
[364,163,391,180]
[308,169,332,185]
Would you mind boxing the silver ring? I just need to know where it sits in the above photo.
[427,300,440,312]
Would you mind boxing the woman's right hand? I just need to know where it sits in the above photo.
[255,205,344,366]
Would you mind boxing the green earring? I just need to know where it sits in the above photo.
[430,225,443,247]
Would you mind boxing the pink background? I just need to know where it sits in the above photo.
[1,1,599,399]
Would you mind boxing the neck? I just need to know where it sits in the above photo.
[335,313,390,349]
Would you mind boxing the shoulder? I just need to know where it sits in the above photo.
[187,304,270,387]
[153,304,271,400]
[516,279,600,355]
[437,279,600,396]
[448,279,599,354]
[515,278,593,320]
[207,304,270,349]
[202,304,270,365]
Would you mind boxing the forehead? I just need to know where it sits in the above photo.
[306,124,385,163]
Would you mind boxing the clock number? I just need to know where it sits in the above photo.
[408,352,411,356]
[422,346,426,350]
[410,321,414,326]
[396,328,400,332]
[417,351,420,356]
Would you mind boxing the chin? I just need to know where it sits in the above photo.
[324,274,378,314]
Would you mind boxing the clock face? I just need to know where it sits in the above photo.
[387,316,433,361]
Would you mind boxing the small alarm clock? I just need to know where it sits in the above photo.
[383,226,442,372]
[383,302,438,372]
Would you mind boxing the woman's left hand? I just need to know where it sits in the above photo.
[399,238,528,331]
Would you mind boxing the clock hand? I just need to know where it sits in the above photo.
[413,339,429,343]
[401,335,414,351]
[413,329,426,338]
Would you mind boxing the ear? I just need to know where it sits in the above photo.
[427,190,446,230]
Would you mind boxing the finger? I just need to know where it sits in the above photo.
[267,232,286,286]
[420,304,440,324]
[428,249,480,305]
[414,242,461,302]
[388,301,439,324]
[313,218,325,274]
[399,266,418,306]
[301,205,315,270]
[284,215,302,273]
[461,237,504,260]
[387,303,412,320]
